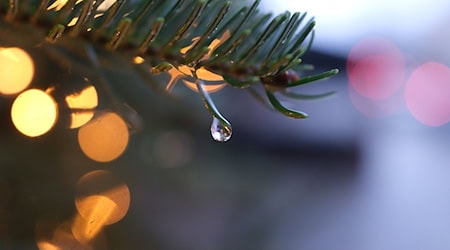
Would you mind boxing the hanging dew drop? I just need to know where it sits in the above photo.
[210,117,232,142]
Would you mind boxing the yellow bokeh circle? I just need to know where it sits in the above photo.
[11,89,58,137]
[65,85,98,129]
[0,47,34,95]
[75,170,131,225]
[78,112,129,162]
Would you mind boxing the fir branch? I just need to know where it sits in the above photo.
[0,0,339,140]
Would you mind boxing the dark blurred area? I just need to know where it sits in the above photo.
[1,0,450,249]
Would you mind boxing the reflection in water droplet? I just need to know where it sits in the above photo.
[210,117,232,142]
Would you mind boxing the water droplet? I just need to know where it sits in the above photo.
[210,117,232,142]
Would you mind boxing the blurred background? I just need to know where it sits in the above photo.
[1,0,450,249]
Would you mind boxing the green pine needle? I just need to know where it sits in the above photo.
[0,0,338,138]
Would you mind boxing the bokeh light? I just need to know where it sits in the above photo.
[77,112,129,162]
[405,62,450,126]
[36,241,59,250]
[152,131,194,168]
[166,29,230,92]
[65,85,98,129]
[11,89,58,137]
[67,17,79,27]
[97,0,117,11]
[132,56,145,64]
[35,219,107,250]
[47,0,73,11]
[347,37,406,100]
[349,87,403,118]
[75,170,130,225]
[0,47,34,95]
[166,66,226,93]
[182,80,226,93]
[72,196,117,243]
